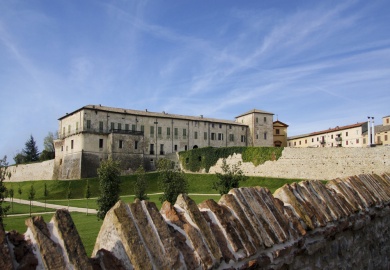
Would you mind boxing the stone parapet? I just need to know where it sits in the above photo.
[1,173,389,269]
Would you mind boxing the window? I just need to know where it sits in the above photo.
[387,118,389,124]
[219,124,222,128]
[150,126,154,135]
[218,133,223,140]
[135,141,138,149]
[194,131,198,139]
[331,135,334,139]
[211,133,216,140]
[264,117,267,123]
[276,129,280,135]
[87,120,91,129]
[229,125,232,129]
[76,122,79,132]
[125,124,129,131]
[183,128,187,138]
[264,132,267,140]
[141,125,144,132]
[346,132,349,137]
[356,139,359,144]
[160,144,164,155]
[158,127,162,137]
[63,127,65,136]
[111,122,115,131]
[132,124,136,131]
[305,140,307,144]
[204,132,208,140]
[256,134,259,139]
[346,141,349,145]
[312,138,314,142]
[99,121,104,131]
[241,135,246,142]
[174,145,178,151]
[167,127,171,136]
[294,142,296,146]
[71,140,74,149]
[211,123,215,128]
[68,125,71,134]
[119,140,123,149]
[299,141,301,145]
[118,123,122,130]
[256,117,258,123]
[185,145,188,151]
[229,134,234,142]
[363,138,366,144]
[99,139,103,148]
[174,128,178,139]
[385,135,388,141]
[150,144,154,155]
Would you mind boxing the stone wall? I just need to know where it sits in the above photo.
[7,160,55,182]
[208,147,390,180]
[2,173,389,269]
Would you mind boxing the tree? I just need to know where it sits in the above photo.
[9,185,14,213]
[13,152,26,165]
[0,156,11,226]
[134,165,148,201]
[67,182,72,210]
[18,183,22,202]
[40,132,56,161]
[212,159,248,195]
[23,135,40,162]
[28,183,36,217]
[96,158,121,220]
[158,158,188,204]
[43,183,49,210]
[85,179,91,216]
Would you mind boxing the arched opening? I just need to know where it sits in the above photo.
[274,141,282,147]
[193,145,198,149]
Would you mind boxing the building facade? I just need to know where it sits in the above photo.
[273,120,289,147]
[54,105,282,179]
[363,115,390,146]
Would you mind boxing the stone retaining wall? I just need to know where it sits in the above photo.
[208,147,390,180]
[6,160,55,182]
[1,173,389,269]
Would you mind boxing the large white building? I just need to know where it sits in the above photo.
[287,115,390,148]
[54,105,279,179]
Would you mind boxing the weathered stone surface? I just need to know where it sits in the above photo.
[53,209,93,270]
[25,216,66,269]
[0,223,13,270]
[8,229,38,269]
[91,248,127,270]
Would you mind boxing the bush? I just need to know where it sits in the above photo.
[213,159,248,195]
[158,158,188,204]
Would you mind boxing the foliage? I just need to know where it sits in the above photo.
[179,146,284,172]
[43,183,49,210]
[213,159,248,195]
[18,184,22,202]
[85,179,91,215]
[28,183,36,217]
[13,152,26,165]
[96,158,121,220]
[134,166,148,201]
[8,185,14,213]
[23,135,40,163]
[67,182,72,209]
[158,158,188,204]
[39,150,55,161]
[0,156,11,226]
[40,132,56,161]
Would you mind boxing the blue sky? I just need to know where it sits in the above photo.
[1,0,389,162]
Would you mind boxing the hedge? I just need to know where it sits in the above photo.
[179,146,284,172]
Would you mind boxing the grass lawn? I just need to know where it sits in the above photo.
[4,201,56,215]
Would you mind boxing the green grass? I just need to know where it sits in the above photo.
[4,201,56,215]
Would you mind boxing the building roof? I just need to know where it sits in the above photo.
[273,120,289,127]
[362,124,390,135]
[59,104,248,126]
[383,115,390,118]
[288,122,366,140]
[235,109,274,118]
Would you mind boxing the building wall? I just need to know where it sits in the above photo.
[236,112,274,147]
[6,160,55,182]
[273,122,288,147]
[208,147,390,180]
[288,125,365,148]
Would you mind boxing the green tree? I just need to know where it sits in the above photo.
[28,183,36,217]
[212,159,248,195]
[0,156,11,226]
[40,132,56,161]
[96,158,121,220]
[9,185,14,213]
[43,183,49,210]
[134,165,148,201]
[67,182,72,210]
[23,135,40,162]
[85,179,91,216]
[18,183,22,202]
[13,152,26,165]
[158,158,188,204]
